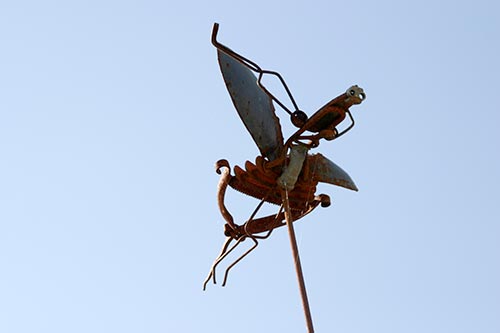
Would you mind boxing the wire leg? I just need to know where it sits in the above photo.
[223,195,284,286]
[203,237,234,290]
[221,237,259,287]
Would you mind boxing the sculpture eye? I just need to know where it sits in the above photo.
[349,89,356,96]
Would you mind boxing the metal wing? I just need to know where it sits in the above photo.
[217,49,284,162]
[311,153,358,191]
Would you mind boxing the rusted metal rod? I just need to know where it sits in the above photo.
[282,188,314,333]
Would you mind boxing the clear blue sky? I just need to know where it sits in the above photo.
[1,1,499,332]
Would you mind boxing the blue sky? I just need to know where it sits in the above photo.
[1,1,499,332]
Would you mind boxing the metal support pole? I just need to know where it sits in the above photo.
[282,188,314,333]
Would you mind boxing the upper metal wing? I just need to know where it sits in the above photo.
[217,49,284,162]
[311,153,358,191]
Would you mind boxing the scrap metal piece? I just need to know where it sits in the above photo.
[227,155,319,210]
[310,153,358,191]
[217,49,284,162]
[277,144,309,191]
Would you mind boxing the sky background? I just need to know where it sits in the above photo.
[1,1,499,332]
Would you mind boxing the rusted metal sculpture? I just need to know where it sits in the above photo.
[204,23,365,333]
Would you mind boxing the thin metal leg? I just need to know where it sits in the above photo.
[203,237,234,290]
[222,237,259,287]
[222,195,274,286]
[211,237,245,278]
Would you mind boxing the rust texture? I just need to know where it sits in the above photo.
[204,23,366,332]
[204,23,365,290]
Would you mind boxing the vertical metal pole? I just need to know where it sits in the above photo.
[282,188,314,333]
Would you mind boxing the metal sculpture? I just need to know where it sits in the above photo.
[204,23,365,333]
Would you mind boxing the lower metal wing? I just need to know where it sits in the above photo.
[310,153,358,191]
